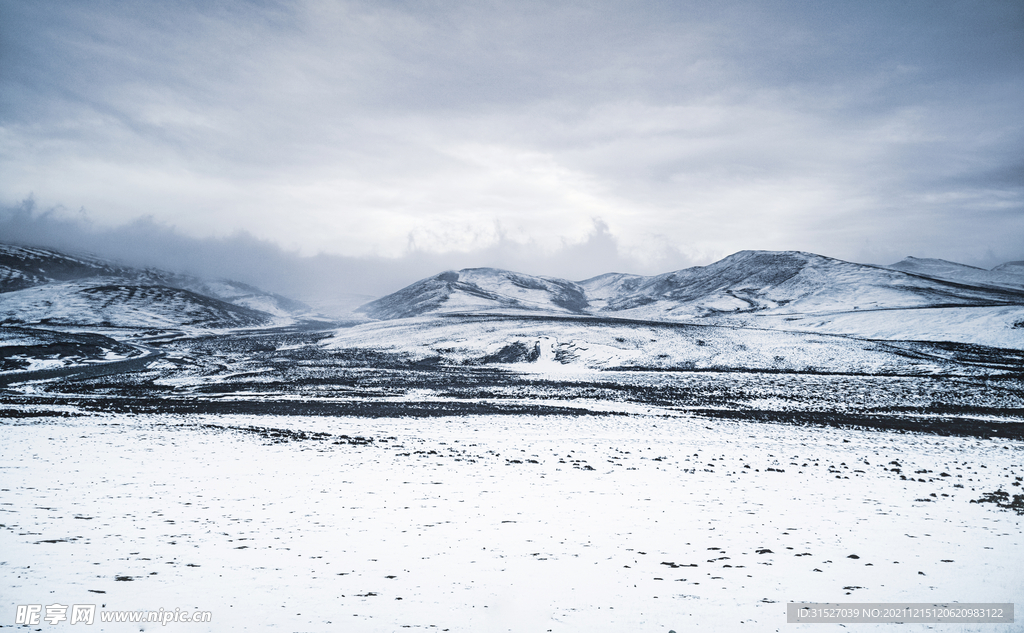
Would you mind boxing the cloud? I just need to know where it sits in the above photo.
[0,200,700,306]
[1,0,1022,272]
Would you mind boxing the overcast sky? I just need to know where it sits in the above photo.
[1,0,1022,297]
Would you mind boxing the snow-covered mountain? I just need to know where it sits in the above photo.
[1,244,127,292]
[0,243,310,329]
[361,251,1024,321]
[0,279,273,329]
[355,250,1024,350]
[887,256,1024,291]
[599,251,1024,320]
[359,268,590,319]
[0,243,309,318]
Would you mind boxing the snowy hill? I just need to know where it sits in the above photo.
[0,243,131,292]
[361,251,1024,321]
[888,256,1024,291]
[576,272,647,310]
[600,251,1024,320]
[993,261,1024,275]
[0,243,313,329]
[358,268,589,319]
[0,243,310,320]
[0,279,274,329]
[354,250,1024,351]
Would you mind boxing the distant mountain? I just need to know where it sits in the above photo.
[0,243,310,329]
[0,243,131,292]
[888,256,1024,291]
[576,272,647,310]
[0,243,310,317]
[609,251,1024,320]
[0,280,273,329]
[361,250,1024,321]
[358,268,589,320]
[354,250,1024,350]
[993,261,1024,272]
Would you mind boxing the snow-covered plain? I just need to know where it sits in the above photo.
[1,411,1021,632]
[725,305,1024,352]
[323,313,994,375]
[0,327,142,375]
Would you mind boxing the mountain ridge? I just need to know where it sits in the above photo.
[359,250,1024,321]
[0,242,313,330]
[1,243,310,317]
[355,249,1024,350]
[887,256,1024,291]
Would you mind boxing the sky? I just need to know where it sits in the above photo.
[1,0,1022,299]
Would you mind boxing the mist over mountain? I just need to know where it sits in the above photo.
[0,202,696,310]
[0,243,309,329]
[3,239,1024,349]
[6,201,1024,316]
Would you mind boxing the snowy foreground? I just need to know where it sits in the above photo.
[2,412,1022,632]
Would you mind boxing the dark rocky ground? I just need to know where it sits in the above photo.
[2,324,1023,440]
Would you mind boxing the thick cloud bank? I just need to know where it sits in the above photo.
[2,1,1022,270]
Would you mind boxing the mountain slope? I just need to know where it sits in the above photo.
[0,279,273,329]
[0,244,132,292]
[361,251,1024,322]
[358,268,589,319]
[888,256,1024,291]
[603,251,1024,321]
[0,243,310,319]
[576,272,648,310]
[355,250,1024,350]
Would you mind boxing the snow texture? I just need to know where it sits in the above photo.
[1,413,1021,632]
[0,243,312,326]
[358,251,1024,350]
[0,279,275,330]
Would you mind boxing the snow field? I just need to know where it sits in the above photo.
[1,414,1022,632]
[745,305,1024,351]
[324,315,957,374]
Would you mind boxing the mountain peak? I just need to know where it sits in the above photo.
[358,267,589,319]
[360,249,1024,322]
